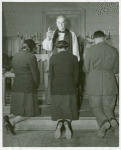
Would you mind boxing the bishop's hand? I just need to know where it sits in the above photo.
[46,27,53,41]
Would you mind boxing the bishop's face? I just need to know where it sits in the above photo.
[56,17,66,31]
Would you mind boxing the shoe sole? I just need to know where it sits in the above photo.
[54,122,62,139]
[110,120,119,138]
[4,124,16,136]
[64,125,72,139]
[111,120,118,128]
[105,121,110,129]
[98,122,110,138]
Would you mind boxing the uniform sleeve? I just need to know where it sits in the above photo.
[83,50,90,73]
[71,31,80,61]
[113,51,119,74]
[73,56,79,85]
[49,56,54,86]
[29,55,40,89]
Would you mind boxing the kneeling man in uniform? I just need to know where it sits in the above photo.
[83,30,119,138]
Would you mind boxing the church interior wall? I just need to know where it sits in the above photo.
[2,2,119,50]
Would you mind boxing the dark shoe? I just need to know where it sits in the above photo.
[4,123,16,135]
[54,120,63,139]
[3,116,9,133]
[64,120,72,139]
[3,116,16,135]
[3,116,9,123]
[98,120,110,138]
[110,118,119,138]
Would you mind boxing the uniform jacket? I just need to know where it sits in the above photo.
[83,42,119,95]
[49,51,79,95]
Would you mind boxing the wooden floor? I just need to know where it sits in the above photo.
[3,129,119,147]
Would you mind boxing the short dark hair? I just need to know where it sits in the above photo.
[55,40,68,49]
[22,39,36,53]
[93,30,105,39]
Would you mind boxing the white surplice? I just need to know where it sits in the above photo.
[42,30,80,61]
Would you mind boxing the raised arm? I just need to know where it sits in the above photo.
[29,55,40,89]
[42,30,55,51]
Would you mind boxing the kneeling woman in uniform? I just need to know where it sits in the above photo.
[3,39,40,135]
[49,40,79,139]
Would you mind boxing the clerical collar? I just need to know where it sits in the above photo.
[58,29,66,33]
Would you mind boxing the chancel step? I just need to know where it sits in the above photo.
[14,116,119,131]
[3,106,119,131]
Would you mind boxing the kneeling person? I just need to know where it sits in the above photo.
[49,40,79,139]
[83,30,119,138]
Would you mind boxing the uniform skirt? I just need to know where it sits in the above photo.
[10,74,40,117]
[51,95,79,121]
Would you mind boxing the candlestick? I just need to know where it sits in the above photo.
[35,32,38,37]
[89,37,91,43]
[109,31,110,39]
[25,34,28,39]
[20,34,23,39]
[39,33,41,40]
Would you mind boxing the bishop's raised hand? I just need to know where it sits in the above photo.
[46,27,53,41]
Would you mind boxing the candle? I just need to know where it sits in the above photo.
[104,31,105,35]
[90,31,91,38]
[18,32,20,36]
[28,35,30,39]
[35,32,38,36]
[25,34,27,39]
[114,31,116,35]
